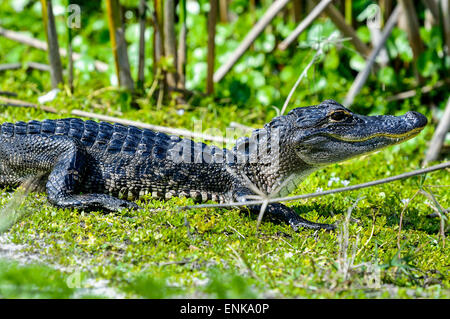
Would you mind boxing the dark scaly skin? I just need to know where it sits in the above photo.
[0,100,427,231]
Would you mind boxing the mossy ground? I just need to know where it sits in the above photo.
[0,67,449,299]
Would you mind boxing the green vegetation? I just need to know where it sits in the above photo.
[0,0,448,298]
[0,259,110,298]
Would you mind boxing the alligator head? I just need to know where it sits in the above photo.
[270,99,427,167]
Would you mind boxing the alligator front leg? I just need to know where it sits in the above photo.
[257,203,336,231]
[233,189,336,231]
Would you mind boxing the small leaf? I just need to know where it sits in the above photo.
[417,50,439,77]
[349,54,366,72]
[356,26,371,43]
[378,66,395,86]
[324,47,339,70]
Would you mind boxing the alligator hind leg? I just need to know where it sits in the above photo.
[0,134,137,211]
[44,136,139,211]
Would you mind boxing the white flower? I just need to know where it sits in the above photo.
[186,1,200,14]
[327,177,340,187]
[401,198,410,205]
[284,252,294,259]
[341,180,350,186]
[316,187,323,193]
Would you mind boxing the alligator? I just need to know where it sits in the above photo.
[0,99,427,231]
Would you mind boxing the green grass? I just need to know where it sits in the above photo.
[0,258,114,298]
[0,71,449,299]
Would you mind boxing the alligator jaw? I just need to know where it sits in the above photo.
[292,106,428,166]
[328,125,424,144]
[330,111,427,144]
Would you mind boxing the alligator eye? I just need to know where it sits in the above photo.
[330,111,350,122]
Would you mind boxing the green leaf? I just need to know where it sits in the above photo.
[248,70,266,88]
[262,34,275,53]
[125,23,140,43]
[356,26,371,43]
[357,4,379,21]
[280,65,295,82]
[394,30,413,62]
[349,54,366,72]
[312,77,327,92]
[417,50,440,77]
[256,86,279,106]
[324,47,339,70]
[307,21,335,44]
[378,66,396,86]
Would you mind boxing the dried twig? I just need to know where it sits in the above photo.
[213,0,290,83]
[229,122,253,134]
[0,96,58,113]
[227,244,259,279]
[67,2,74,94]
[355,209,377,257]
[425,203,449,218]
[164,0,178,88]
[0,27,108,72]
[0,175,44,233]
[344,4,401,106]
[338,196,364,280]
[0,91,18,97]
[70,109,235,144]
[442,0,450,54]
[206,0,218,93]
[278,0,333,51]
[181,162,450,210]
[420,189,447,247]
[219,0,228,22]
[183,215,193,240]
[41,0,64,88]
[0,63,21,72]
[0,96,233,143]
[397,190,420,250]
[137,0,146,91]
[177,0,187,90]
[399,0,425,83]
[386,80,448,102]
[422,0,440,21]
[323,2,370,57]
[27,62,51,72]
[106,0,134,90]
[86,86,121,99]
[424,97,450,165]
[227,225,245,239]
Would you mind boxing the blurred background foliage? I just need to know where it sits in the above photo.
[0,0,448,122]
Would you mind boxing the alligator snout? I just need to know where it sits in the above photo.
[405,111,427,128]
